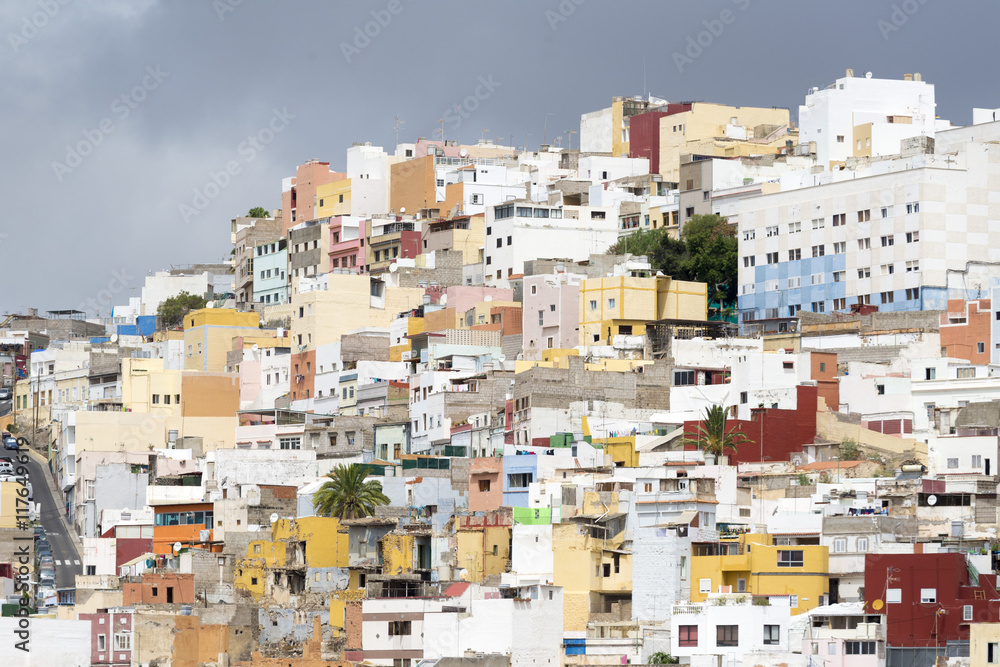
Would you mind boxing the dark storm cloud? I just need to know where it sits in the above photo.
[1,0,997,314]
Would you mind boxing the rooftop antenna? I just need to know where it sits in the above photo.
[393,115,405,151]
[643,57,647,98]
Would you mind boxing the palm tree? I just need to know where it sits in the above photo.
[676,404,752,459]
[312,464,390,519]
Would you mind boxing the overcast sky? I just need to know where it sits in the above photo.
[3,0,998,316]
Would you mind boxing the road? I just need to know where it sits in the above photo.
[0,399,10,417]
[25,454,81,589]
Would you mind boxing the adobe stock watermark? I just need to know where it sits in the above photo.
[545,0,587,31]
[213,0,243,21]
[75,268,135,317]
[7,0,72,54]
[340,0,411,64]
[51,65,169,183]
[877,0,930,41]
[179,107,294,225]
[442,75,501,132]
[672,0,751,73]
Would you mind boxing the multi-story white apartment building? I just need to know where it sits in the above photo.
[484,201,618,288]
[737,122,1000,323]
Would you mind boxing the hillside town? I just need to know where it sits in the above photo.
[8,69,1000,667]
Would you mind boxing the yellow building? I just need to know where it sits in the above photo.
[690,533,829,615]
[579,275,707,346]
[552,491,632,631]
[421,214,485,267]
[121,358,182,416]
[314,179,353,218]
[235,517,349,602]
[290,274,424,351]
[454,515,512,583]
[389,314,424,362]
[658,103,791,182]
[183,309,261,372]
[970,622,1000,665]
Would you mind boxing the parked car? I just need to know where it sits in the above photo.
[4,437,18,450]
[0,387,12,400]
[33,526,45,540]
[0,461,14,475]
[38,556,53,568]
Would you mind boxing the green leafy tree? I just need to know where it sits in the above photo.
[247,206,270,218]
[648,653,679,665]
[607,227,670,258]
[157,291,208,329]
[676,404,753,458]
[313,464,391,520]
[839,438,862,461]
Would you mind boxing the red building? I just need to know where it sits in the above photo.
[682,384,818,465]
[863,553,1000,649]
[79,609,133,667]
[628,104,693,176]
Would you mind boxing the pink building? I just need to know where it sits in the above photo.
[281,160,345,232]
[80,609,133,667]
[329,215,364,273]
[443,285,514,315]
[521,271,583,359]
[469,457,503,512]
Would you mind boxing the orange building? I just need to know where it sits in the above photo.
[940,298,992,365]
[290,349,316,402]
[389,155,436,215]
[152,503,216,554]
[809,350,839,411]
[282,160,346,232]
[123,572,195,605]
[468,458,503,512]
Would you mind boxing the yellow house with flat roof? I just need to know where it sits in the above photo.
[691,533,829,615]
[579,275,707,346]
[183,309,260,372]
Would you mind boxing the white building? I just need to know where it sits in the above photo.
[670,594,793,664]
[485,201,619,288]
[798,70,942,169]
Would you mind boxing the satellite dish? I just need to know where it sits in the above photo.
[400,207,406,214]
[270,512,279,523]
[460,148,468,157]
[110,334,119,343]
[459,568,469,581]
[865,71,873,79]
[389,264,398,273]
[872,599,884,611]
[252,344,259,351]
[173,542,183,554]
[498,354,506,363]
[927,494,938,506]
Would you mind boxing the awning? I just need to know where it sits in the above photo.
[665,510,698,528]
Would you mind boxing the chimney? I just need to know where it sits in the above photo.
[914,72,922,81]
[904,73,913,81]
[846,68,854,78]
[28,308,37,318]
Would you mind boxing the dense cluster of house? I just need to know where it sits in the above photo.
[6,68,1000,666]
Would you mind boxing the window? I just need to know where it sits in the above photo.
[777,550,804,567]
[608,298,616,309]
[678,625,698,647]
[507,473,532,489]
[812,218,825,230]
[98,635,107,651]
[811,301,826,313]
[787,276,801,289]
[589,300,597,311]
[881,235,894,247]
[538,310,544,325]
[832,213,846,226]
[906,260,919,273]
[788,305,801,317]
[279,436,301,450]
[766,225,779,237]
[811,245,825,258]
[788,248,801,261]
[763,625,780,646]
[389,621,412,636]
[877,384,885,395]
[833,242,846,254]
[790,595,798,608]
[788,221,801,233]
[958,367,976,379]
[858,237,871,250]
[674,370,695,386]
[86,479,96,501]
[591,210,606,220]
[834,538,846,553]
[846,641,876,655]
[887,588,901,603]
[766,252,779,264]
[716,625,738,647]
[857,537,869,552]
[906,287,920,301]
[907,231,919,243]
[882,264,895,275]
[906,202,919,214]
[811,273,823,285]
[857,209,870,222]
[833,270,845,282]
[920,588,936,603]
[947,458,959,469]
[507,235,512,245]
[836,135,844,143]
[881,291,894,304]
[699,578,711,593]
[736,578,746,593]
[114,634,132,651]
[744,256,755,268]
[964,605,974,621]
[990,642,1000,664]
[831,298,845,311]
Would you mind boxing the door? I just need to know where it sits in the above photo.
[829,578,839,605]
[166,587,174,603]
[987,459,992,476]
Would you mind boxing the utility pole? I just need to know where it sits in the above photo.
[543,113,554,145]
[393,115,405,152]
